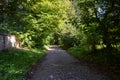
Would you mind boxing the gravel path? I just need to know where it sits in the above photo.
[27,45,110,80]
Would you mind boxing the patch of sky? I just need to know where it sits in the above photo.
[96,5,106,19]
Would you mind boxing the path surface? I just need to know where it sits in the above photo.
[28,45,110,80]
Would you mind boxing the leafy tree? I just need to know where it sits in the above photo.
[96,0,120,50]
[71,0,120,52]
[0,0,75,48]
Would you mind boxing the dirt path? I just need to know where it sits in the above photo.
[26,45,110,80]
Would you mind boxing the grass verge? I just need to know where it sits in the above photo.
[0,48,46,80]
[68,46,120,64]
[68,46,120,79]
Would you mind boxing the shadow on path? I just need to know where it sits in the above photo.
[26,45,110,80]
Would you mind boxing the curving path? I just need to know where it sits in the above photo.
[27,45,110,80]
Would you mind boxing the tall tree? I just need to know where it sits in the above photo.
[72,0,120,51]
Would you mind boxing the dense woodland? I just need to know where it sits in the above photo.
[0,0,120,61]
[0,0,120,79]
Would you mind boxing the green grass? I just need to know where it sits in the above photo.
[68,46,120,76]
[0,48,46,80]
[68,46,120,64]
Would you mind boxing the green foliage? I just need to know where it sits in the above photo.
[19,0,74,47]
[0,0,74,48]
[68,46,89,58]
[0,0,119,50]
[0,48,45,80]
[59,24,77,48]
[1,0,119,79]
[71,0,120,52]
[67,0,120,66]
[69,46,120,64]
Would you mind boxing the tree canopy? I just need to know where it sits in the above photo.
[0,0,75,48]
[0,0,120,52]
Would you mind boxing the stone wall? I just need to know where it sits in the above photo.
[0,35,19,50]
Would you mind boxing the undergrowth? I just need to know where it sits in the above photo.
[0,48,45,80]
[68,46,120,64]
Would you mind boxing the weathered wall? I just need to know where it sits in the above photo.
[0,35,19,50]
